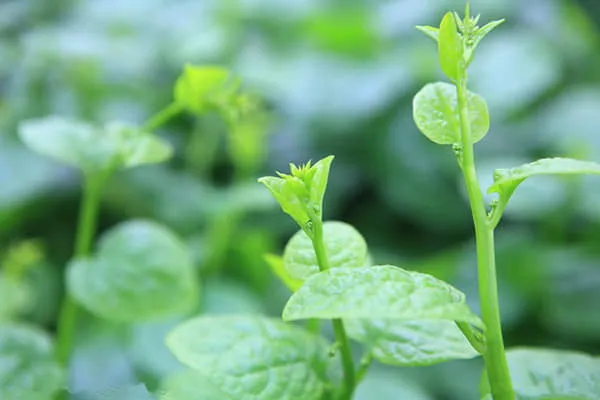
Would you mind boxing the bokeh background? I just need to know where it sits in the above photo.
[2,0,600,399]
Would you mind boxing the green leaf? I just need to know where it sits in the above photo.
[264,253,303,292]
[487,158,600,204]
[467,19,505,65]
[355,367,432,400]
[438,12,463,82]
[258,156,335,235]
[345,319,479,366]
[173,65,237,115]
[413,82,489,145]
[481,348,600,400]
[0,323,65,400]
[18,117,172,173]
[165,315,330,400]
[415,25,439,42]
[283,221,368,281]
[158,370,232,400]
[67,220,199,322]
[283,265,482,327]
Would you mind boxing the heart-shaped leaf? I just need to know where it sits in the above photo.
[67,220,199,322]
[18,117,172,173]
[283,265,482,328]
[0,323,65,400]
[345,319,479,366]
[481,348,600,400]
[283,221,368,281]
[165,315,331,400]
[487,157,600,205]
[413,82,489,145]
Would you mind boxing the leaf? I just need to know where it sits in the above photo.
[481,348,600,400]
[487,158,600,204]
[438,12,463,82]
[355,367,432,400]
[264,253,303,292]
[415,25,439,42]
[413,82,490,145]
[345,319,479,366]
[283,221,368,281]
[283,265,482,328]
[173,65,237,115]
[165,315,330,400]
[18,116,172,173]
[158,370,232,400]
[67,220,199,322]
[0,323,65,400]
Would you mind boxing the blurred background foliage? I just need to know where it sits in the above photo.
[1,0,600,398]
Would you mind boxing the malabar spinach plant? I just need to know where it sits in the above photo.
[0,64,264,399]
[164,6,600,400]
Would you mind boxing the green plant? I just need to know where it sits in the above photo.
[0,64,268,399]
[163,6,600,400]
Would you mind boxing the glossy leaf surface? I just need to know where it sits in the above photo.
[165,315,330,400]
[283,221,368,280]
[413,82,489,145]
[283,265,482,327]
[345,319,479,366]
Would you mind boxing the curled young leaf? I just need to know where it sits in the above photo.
[258,156,335,234]
[283,265,483,328]
[438,12,463,82]
[18,116,172,173]
[67,220,199,322]
[415,25,439,42]
[283,221,368,281]
[0,323,65,400]
[413,82,489,145]
[487,157,600,204]
[481,348,600,400]
[165,315,331,400]
[173,65,237,115]
[345,319,479,367]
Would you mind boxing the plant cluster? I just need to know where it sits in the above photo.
[2,5,600,400]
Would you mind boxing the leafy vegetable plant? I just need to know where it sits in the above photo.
[1,65,266,399]
[165,6,600,400]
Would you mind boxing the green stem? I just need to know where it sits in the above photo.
[456,75,514,400]
[55,173,105,367]
[311,219,356,400]
[141,102,183,132]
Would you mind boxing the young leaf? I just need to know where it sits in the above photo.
[283,221,368,280]
[481,348,600,400]
[18,117,172,173]
[487,157,600,204]
[264,253,303,292]
[165,315,331,400]
[345,319,479,367]
[438,12,463,82]
[0,323,65,400]
[173,65,237,115]
[158,370,232,400]
[413,82,489,145]
[67,220,199,322]
[283,265,483,328]
[258,156,335,234]
[465,19,505,65]
[415,25,439,42]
